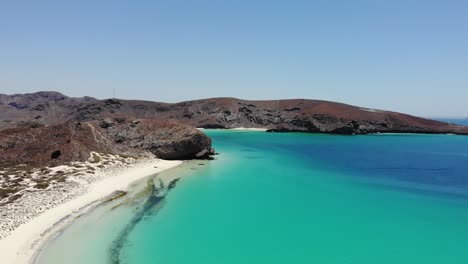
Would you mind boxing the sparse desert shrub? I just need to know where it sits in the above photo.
[35,182,49,189]
[90,153,102,163]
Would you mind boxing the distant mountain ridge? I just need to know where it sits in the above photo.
[1,91,467,135]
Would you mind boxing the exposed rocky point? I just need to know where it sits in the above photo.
[0,118,214,167]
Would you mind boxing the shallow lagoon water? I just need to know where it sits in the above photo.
[37,131,468,263]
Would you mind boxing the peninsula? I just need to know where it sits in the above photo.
[1,91,468,135]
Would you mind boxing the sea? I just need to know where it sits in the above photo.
[36,129,468,264]
[435,118,468,126]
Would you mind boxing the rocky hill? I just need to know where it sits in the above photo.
[0,118,214,167]
[1,91,467,135]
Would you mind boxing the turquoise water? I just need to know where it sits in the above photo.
[37,131,468,263]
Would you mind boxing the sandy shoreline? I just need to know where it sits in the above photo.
[231,127,268,131]
[0,158,182,264]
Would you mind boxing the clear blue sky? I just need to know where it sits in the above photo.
[1,0,467,117]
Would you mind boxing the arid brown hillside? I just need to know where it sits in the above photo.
[0,118,214,167]
[1,91,467,135]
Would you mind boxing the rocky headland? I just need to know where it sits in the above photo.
[0,98,215,248]
[1,91,467,135]
[0,117,214,168]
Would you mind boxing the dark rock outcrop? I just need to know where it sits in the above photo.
[100,118,214,160]
[0,118,214,167]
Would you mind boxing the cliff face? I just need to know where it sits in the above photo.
[98,118,214,160]
[0,118,214,167]
[1,91,467,135]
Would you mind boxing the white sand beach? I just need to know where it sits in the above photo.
[231,127,268,131]
[0,157,182,264]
